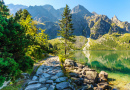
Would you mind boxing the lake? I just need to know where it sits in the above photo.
[71,50,130,89]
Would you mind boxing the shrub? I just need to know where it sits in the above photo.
[17,56,34,72]
[59,54,66,64]
[0,52,19,86]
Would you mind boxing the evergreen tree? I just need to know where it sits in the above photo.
[58,4,75,55]
[109,27,112,35]
[14,9,31,21]
[0,3,34,86]
[0,0,9,17]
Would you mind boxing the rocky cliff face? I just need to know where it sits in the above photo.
[87,15,126,39]
[7,4,130,39]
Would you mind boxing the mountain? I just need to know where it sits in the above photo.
[42,5,64,20]
[111,15,130,33]
[26,6,58,22]
[71,5,93,17]
[7,4,28,15]
[7,4,130,39]
[87,15,126,39]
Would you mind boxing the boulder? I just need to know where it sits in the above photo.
[99,71,108,82]
[56,82,70,90]
[64,59,75,67]
[83,71,98,84]
[77,63,84,68]
[74,78,83,86]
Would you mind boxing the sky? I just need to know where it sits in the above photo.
[4,0,130,22]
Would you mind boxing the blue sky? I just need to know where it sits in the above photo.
[4,0,130,22]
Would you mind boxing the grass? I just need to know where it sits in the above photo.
[48,36,88,50]
[89,33,130,50]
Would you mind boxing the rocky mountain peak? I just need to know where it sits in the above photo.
[71,4,93,16]
[111,15,120,23]
[92,11,98,15]
[42,4,55,11]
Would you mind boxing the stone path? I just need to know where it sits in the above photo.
[24,56,74,90]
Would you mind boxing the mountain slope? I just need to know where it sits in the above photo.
[88,33,130,50]
[7,4,130,39]
[26,6,58,22]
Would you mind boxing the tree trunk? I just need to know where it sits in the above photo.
[65,38,67,55]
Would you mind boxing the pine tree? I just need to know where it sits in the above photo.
[109,27,112,35]
[58,4,75,55]
[14,9,31,21]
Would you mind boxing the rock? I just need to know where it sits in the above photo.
[51,76,58,80]
[46,84,50,88]
[48,85,55,90]
[39,65,45,69]
[46,80,53,84]
[69,72,79,78]
[53,83,56,85]
[38,87,47,90]
[82,86,89,90]
[55,77,68,82]
[32,76,38,81]
[99,71,108,82]
[97,82,109,89]
[77,63,84,69]
[87,84,94,89]
[42,73,51,79]
[39,77,46,83]
[36,68,43,75]
[84,71,98,84]
[94,87,103,90]
[73,78,83,86]
[55,71,64,77]
[64,59,75,67]
[64,88,72,90]
[25,84,41,90]
[55,77,67,82]
[69,83,76,90]
[56,82,70,90]
[59,77,68,81]
[28,81,39,85]
[81,84,93,90]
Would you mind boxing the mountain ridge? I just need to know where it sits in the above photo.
[7,4,130,39]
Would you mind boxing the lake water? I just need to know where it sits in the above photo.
[71,50,130,89]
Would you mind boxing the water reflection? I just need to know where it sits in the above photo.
[72,50,130,74]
